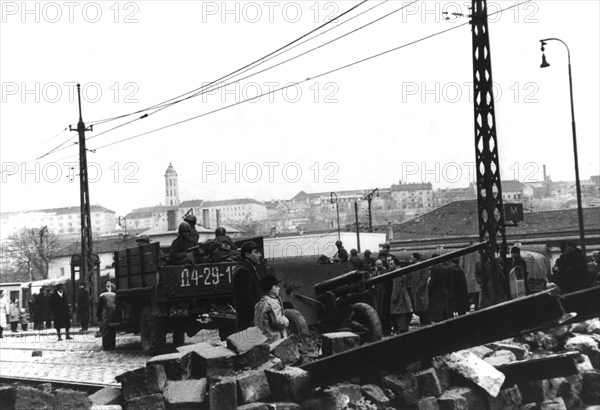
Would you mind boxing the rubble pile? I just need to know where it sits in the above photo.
[87,319,599,410]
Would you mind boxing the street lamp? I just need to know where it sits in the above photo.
[363,188,379,233]
[539,38,586,253]
[330,192,341,241]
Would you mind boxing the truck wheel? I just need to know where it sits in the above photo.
[173,329,185,347]
[140,306,165,355]
[284,309,309,335]
[101,304,116,351]
[350,303,383,343]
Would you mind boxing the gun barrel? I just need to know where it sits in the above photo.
[365,242,488,288]
[315,270,363,295]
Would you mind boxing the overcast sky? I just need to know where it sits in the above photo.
[1,0,599,217]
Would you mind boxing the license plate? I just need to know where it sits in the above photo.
[178,265,233,288]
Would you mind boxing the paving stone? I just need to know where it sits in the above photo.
[53,389,92,410]
[88,386,122,406]
[237,368,271,404]
[227,327,268,354]
[195,345,236,377]
[147,351,193,381]
[489,342,530,360]
[209,376,237,410]
[519,380,551,404]
[418,396,440,410]
[442,387,486,410]
[539,397,567,410]
[235,343,270,370]
[577,354,595,372]
[582,370,600,404]
[163,379,207,409]
[382,373,418,406]
[271,336,301,365]
[486,385,522,410]
[443,350,505,397]
[324,383,362,403]
[0,386,54,409]
[468,345,494,358]
[360,384,391,407]
[484,349,517,366]
[300,390,350,410]
[265,403,302,409]
[520,403,540,410]
[126,393,166,410]
[265,367,312,403]
[321,332,360,356]
[431,356,452,391]
[565,335,599,355]
[237,403,269,410]
[176,342,217,378]
[116,364,167,402]
[437,391,467,410]
[416,368,443,398]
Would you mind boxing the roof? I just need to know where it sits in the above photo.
[55,237,138,257]
[125,205,172,219]
[202,198,264,207]
[391,183,433,192]
[1,205,115,217]
[502,180,525,192]
[290,188,392,202]
[387,200,600,240]
[180,199,204,208]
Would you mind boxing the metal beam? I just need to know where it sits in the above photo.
[560,285,600,325]
[496,352,580,387]
[301,289,565,386]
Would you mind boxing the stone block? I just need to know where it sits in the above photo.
[360,384,391,407]
[0,386,54,409]
[116,365,167,402]
[266,403,302,410]
[437,391,467,410]
[300,390,350,410]
[237,404,269,410]
[565,335,599,355]
[489,342,530,360]
[443,350,505,397]
[147,352,193,381]
[324,383,362,403]
[265,367,312,403]
[582,370,600,404]
[235,343,270,370]
[90,406,123,410]
[431,356,452,391]
[520,403,540,410]
[519,380,551,403]
[237,369,271,404]
[486,385,522,410]
[577,354,595,372]
[321,332,360,356]
[382,374,418,406]
[177,342,217,378]
[163,379,207,409]
[418,396,440,410]
[227,327,268,354]
[209,376,237,410]
[468,345,494,359]
[484,349,517,366]
[53,389,92,410]
[539,397,567,410]
[88,387,122,406]
[127,393,166,410]
[416,368,442,398]
[271,336,301,365]
[195,345,236,377]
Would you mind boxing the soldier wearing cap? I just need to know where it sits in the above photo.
[253,274,289,343]
[169,222,197,265]
[135,234,150,245]
[183,214,199,244]
[232,241,264,331]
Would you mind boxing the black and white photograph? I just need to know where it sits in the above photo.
[1,1,599,408]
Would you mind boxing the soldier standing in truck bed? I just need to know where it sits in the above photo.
[169,222,197,265]
[183,214,200,244]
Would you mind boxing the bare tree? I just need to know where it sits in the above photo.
[4,227,61,281]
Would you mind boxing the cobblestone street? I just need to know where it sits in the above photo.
[0,327,221,387]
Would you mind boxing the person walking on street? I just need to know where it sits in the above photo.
[9,299,20,332]
[254,274,289,343]
[42,287,53,329]
[232,241,264,332]
[50,284,71,340]
[0,290,8,338]
[77,284,90,331]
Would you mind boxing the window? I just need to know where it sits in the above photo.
[60,267,65,276]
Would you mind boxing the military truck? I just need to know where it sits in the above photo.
[99,237,307,354]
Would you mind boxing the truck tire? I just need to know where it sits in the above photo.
[284,309,309,335]
[350,302,383,343]
[140,306,165,355]
[173,329,185,347]
[101,304,116,351]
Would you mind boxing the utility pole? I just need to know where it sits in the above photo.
[354,201,361,253]
[70,84,95,317]
[363,188,379,233]
[39,226,48,278]
[471,0,508,307]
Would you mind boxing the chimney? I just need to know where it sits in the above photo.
[167,210,177,231]
[216,209,222,228]
[387,222,394,241]
[543,164,547,182]
[202,209,210,228]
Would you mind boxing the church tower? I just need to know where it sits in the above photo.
[164,163,180,207]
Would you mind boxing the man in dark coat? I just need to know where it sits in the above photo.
[362,249,374,270]
[449,259,469,316]
[42,286,53,329]
[50,284,71,340]
[553,241,589,294]
[349,249,364,270]
[411,253,430,326]
[428,256,453,323]
[76,285,90,331]
[232,241,264,332]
